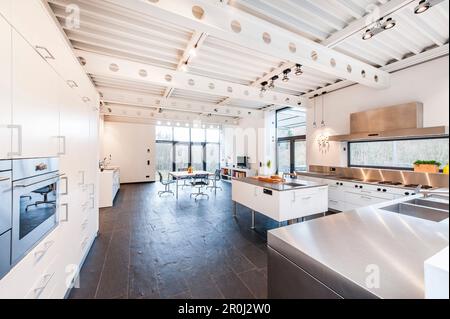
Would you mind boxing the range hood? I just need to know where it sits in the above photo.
[329,102,448,142]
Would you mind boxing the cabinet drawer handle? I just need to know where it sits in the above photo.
[34,241,55,262]
[81,219,88,230]
[79,171,85,185]
[361,196,372,200]
[60,176,69,196]
[329,200,338,203]
[0,177,10,182]
[7,125,22,157]
[60,203,69,222]
[302,196,312,200]
[57,136,66,156]
[33,273,55,298]
[35,46,55,60]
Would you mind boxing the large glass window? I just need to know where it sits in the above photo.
[349,137,449,170]
[155,143,173,179]
[155,126,221,179]
[156,126,173,141]
[276,108,307,173]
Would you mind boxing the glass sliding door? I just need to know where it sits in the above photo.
[191,144,204,170]
[276,108,307,174]
[174,143,189,171]
[155,142,173,180]
[294,139,307,172]
[277,140,291,173]
[206,143,220,172]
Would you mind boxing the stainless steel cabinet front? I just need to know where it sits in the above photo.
[0,230,11,279]
[0,171,12,235]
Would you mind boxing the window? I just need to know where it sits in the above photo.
[156,126,173,141]
[174,127,190,142]
[155,126,221,179]
[349,137,449,170]
[276,108,307,173]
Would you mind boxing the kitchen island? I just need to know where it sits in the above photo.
[232,177,328,228]
[267,195,449,299]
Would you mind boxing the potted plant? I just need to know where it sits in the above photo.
[413,160,442,173]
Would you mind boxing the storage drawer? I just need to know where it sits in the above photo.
[0,170,12,234]
[0,231,11,279]
[328,199,345,212]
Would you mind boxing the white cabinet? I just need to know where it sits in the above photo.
[0,16,11,159]
[232,180,328,222]
[99,168,120,208]
[0,0,11,22]
[12,30,59,158]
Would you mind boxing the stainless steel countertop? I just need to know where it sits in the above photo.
[234,177,327,192]
[268,196,449,299]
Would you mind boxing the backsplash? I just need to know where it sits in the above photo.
[308,165,449,188]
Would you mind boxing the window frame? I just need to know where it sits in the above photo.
[348,136,449,171]
[275,107,307,174]
[155,126,221,172]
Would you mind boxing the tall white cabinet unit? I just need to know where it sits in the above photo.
[0,16,11,159]
[0,1,100,299]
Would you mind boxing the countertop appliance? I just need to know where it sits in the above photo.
[0,160,12,279]
[11,158,60,265]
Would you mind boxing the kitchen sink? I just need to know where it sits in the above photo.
[283,182,306,187]
[404,199,449,211]
[381,202,449,222]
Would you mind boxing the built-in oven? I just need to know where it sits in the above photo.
[11,158,60,264]
[0,160,12,278]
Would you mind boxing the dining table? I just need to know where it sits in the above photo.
[169,170,214,200]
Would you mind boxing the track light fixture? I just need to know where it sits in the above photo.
[294,64,303,76]
[269,75,278,89]
[260,81,268,93]
[362,17,396,40]
[414,0,445,14]
[282,68,291,82]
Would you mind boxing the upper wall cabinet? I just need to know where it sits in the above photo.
[0,0,12,22]
[12,31,60,158]
[10,0,98,105]
[0,16,11,159]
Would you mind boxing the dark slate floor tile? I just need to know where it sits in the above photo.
[238,269,268,299]
[213,271,255,299]
[70,182,280,300]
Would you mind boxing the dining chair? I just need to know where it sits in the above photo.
[190,174,210,201]
[157,171,175,197]
[178,167,191,189]
[207,169,222,192]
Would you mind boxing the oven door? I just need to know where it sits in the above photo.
[12,174,60,264]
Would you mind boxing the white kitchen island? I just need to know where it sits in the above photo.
[232,177,328,228]
[99,167,120,208]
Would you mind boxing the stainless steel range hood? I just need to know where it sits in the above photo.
[329,102,448,142]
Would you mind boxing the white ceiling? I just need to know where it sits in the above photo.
[47,0,449,123]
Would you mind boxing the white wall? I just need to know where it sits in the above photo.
[307,56,450,167]
[102,121,156,183]
[222,116,268,174]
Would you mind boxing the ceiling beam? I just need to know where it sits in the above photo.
[102,104,238,126]
[304,44,450,98]
[76,49,306,107]
[97,87,265,119]
[164,31,208,98]
[322,0,416,48]
[102,0,391,89]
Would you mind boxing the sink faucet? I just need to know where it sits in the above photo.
[415,185,449,198]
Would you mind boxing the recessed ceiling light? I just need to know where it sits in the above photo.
[167,122,171,126]
[294,64,303,76]
[157,121,162,125]
[382,18,396,30]
[282,69,291,82]
[415,0,431,13]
